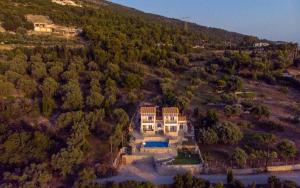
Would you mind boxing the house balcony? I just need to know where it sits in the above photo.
[164,120,177,124]
[142,120,155,123]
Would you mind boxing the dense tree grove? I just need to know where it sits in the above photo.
[196,110,243,145]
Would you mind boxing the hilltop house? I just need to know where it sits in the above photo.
[254,42,270,48]
[25,15,81,37]
[52,0,82,7]
[140,106,188,137]
[25,15,54,33]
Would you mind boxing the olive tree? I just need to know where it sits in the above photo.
[216,122,243,145]
[276,139,297,163]
[198,128,219,145]
[232,147,248,168]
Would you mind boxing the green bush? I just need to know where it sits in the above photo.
[276,139,297,160]
[224,105,242,117]
[198,128,219,145]
[216,122,243,145]
[232,147,248,168]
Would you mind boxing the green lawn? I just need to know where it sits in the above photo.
[169,150,201,165]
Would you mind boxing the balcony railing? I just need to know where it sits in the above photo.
[142,120,154,123]
[165,120,177,124]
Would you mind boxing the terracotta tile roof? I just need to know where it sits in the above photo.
[178,116,187,122]
[140,106,156,114]
[162,107,179,114]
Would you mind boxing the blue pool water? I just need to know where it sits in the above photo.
[144,141,169,148]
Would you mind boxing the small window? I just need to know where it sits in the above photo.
[170,126,177,132]
[180,124,184,130]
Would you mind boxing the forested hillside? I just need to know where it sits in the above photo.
[0,0,299,187]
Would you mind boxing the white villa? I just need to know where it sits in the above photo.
[140,106,188,137]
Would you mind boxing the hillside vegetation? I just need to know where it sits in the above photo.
[0,0,299,187]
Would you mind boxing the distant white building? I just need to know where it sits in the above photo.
[25,15,81,37]
[192,45,204,49]
[25,15,54,33]
[52,0,82,7]
[254,42,270,48]
[140,106,188,137]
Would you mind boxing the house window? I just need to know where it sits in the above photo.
[148,125,153,131]
[148,116,153,121]
[170,116,175,121]
[180,124,184,130]
[170,126,177,132]
[157,123,162,128]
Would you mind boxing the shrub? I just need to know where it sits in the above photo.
[224,105,242,117]
[216,122,243,145]
[198,128,219,145]
[0,80,15,96]
[221,93,237,104]
[227,169,234,184]
[276,139,297,160]
[250,104,270,118]
[237,92,256,99]
[124,73,143,90]
[241,100,254,109]
[232,179,246,188]
[268,176,281,188]
[282,180,297,188]
[201,109,219,127]
[232,147,248,168]
[173,173,210,188]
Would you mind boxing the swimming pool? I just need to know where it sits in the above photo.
[143,141,169,148]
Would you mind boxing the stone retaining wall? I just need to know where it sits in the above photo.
[140,147,175,154]
[267,164,300,172]
[232,168,264,175]
[157,164,203,175]
[122,154,152,165]
[217,164,300,175]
